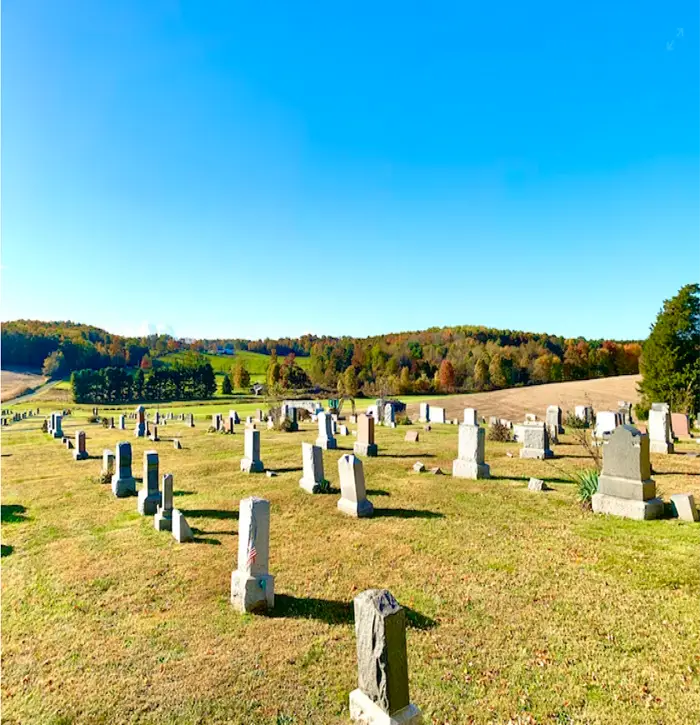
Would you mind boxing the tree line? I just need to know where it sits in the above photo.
[71,357,216,403]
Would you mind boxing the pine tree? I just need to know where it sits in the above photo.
[221,374,233,395]
[638,283,700,415]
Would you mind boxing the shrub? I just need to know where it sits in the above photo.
[279,418,295,433]
[564,411,587,429]
[634,402,650,421]
[312,479,331,494]
[572,469,599,509]
[87,415,98,424]
[488,420,511,442]
[41,419,48,433]
[297,408,311,422]
[396,414,412,426]
[102,418,109,428]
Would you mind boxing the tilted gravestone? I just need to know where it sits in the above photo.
[337,454,374,518]
[452,424,490,479]
[231,497,274,613]
[112,442,136,497]
[404,430,419,443]
[592,425,663,520]
[349,589,422,724]
[670,493,699,522]
[299,442,326,494]
[240,428,264,473]
[316,412,337,450]
[138,451,161,515]
[354,414,378,457]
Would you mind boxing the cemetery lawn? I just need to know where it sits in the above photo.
[2,407,700,724]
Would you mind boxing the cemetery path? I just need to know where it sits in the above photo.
[406,374,641,423]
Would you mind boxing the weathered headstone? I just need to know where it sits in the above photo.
[299,442,326,493]
[525,413,537,422]
[112,442,136,497]
[154,473,174,531]
[188,413,195,427]
[172,509,194,542]
[412,461,425,473]
[73,430,88,461]
[52,413,63,438]
[240,428,264,473]
[349,589,422,725]
[316,412,337,450]
[404,430,419,443]
[212,413,223,431]
[545,405,563,443]
[384,404,396,429]
[670,493,699,522]
[648,403,674,454]
[592,425,663,520]
[231,497,274,613]
[354,414,378,457]
[519,421,553,460]
[452,424,490,479]
[101,449,115,478]
[226,414,235,434]
[618,401,633,425]
[134,405,146,437]
[138,451,161,515]
[528,477,549,492]
[339,424,349,436]
[337,454,374,517]
[419,403,429,423]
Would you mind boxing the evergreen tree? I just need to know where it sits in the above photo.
[221,374,233,395]
[638,283,700,415]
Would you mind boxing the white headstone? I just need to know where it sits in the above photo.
[337,454,374,517]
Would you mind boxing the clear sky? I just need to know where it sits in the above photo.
[2,1,699,341]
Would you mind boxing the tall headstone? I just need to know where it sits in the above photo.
[149,425,159,442]
[384,404,396,429]
[212,413,223,431]
[285,405,299,432]
[648,403,674,454]
[52,413,63,439]
[138,450,160,515]
[316,412,337,450]
[592,425,663,520]
[229,410,240,424]
[545,405,563,443]
[112,442,136,497]
[337,454,374,517]
[188,413,195,427]
[299,442,326,493]
[231,497,274,613]
[354,414,378,457]
[463,408,478,426]
[349,589,422,725]
[240,429,264,473]
[256,409,264,422]
[618,401,633,425]
[227,413,236,434]
[134,405,146,437]
[119,414,126,430]
[452,424,490,479]
[101,449,115,478]
[519,421,553,460]
[419,403,429,423]
[73,430,88,460]
[154,473,174,531]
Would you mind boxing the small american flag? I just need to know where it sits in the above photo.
[246,512,258,568]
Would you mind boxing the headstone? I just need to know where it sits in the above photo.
[423,425,431,432]
[428,467,443,475]
[73,430,88,460]
[574,405,593,427]
[299,442,326,493]
[354,414,378,457]
[154,473,174,531]
[618,401,633,425]
[171,510,194,542]
[452,424,490,479]
[412,461,425,473]
[594,411,621,442]
[149,425,159,442]
[154,411,161,425]
[670,412,691,440]
[670,493,699,522]
[528,477,549,492]
[52,413,63,438]
[284,406,299,432]
[337,454,374,517]
[188,413,195,427]
[349,589,421,725]
[267,417,275,430]
[212,413,223,431]
[65,439,73,449]
[112,442,137,497]
[229,410,240,424]
[419,403,429,423]
[134,405,146,437]
[316,412,337,450]
[519,421,553,460]
[231,497,275,613]
[240,429,264,473]
[138,451,161,515]
[101,449,115,478]
[648,403,674,454]
[404,430,419,443]
[431,406,446,424]
[545,405,563,443]
[256,409,264,422]
[225,414,235,434]
[384,404,396,429]
[339,424,349,436]
[463,408,478,426]
[119,414,126,430]
[349,414,358,424]
[524,413,537,422]
[592,425,663,520]
[173,438,182,449]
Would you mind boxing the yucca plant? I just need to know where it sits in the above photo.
[572,469,599,509]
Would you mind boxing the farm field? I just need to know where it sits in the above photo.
[2,381,699,724]
[1,369,48,401]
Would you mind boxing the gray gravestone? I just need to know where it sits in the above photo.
[337,454,373,517]
[138,450,161,515]
[316,412,337,450]
[299,442,326,493]
[240,428,264,473]
[112,442,136,497]
[154,473,174,531]
[452,424,490,479]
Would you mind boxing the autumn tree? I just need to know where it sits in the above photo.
[437,359,456,392]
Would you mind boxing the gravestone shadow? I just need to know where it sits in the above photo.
[381,453,436,459]
[1,544,14,557]
[274,466,303,474]
[490,474,573,485]
[1,504,28,524]
[365,489,390,497]
[173,491,195,497]
[373,508,444,519]
[190,527,224,545]
[183,508,238,520]
[265,594,437,629]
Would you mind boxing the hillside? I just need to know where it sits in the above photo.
[406,374,642,422]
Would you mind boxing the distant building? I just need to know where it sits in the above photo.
[216,346,235,355]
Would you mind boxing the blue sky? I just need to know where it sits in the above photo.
[2,1,698,341]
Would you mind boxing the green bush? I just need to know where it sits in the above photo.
[396,414,412,426]
[634,402,650,421]
[564,411,587,429]
[312,479,331,494]
[488,420,511,442]
[573,469,599,509]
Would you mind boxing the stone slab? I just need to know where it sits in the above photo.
[592,493,664,520]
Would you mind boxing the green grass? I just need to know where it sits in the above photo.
[2,405,699,724]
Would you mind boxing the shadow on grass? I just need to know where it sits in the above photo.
[274,466,303,474]
[366,489,390,497]
[490,475,574,485]
[190,528,223,545]
[85,454,102,461]
[173,491,195,497]
[264,594,437,629]
[373,508,444,519]
[656,470,700,477]
[1,504,28,524]
[183,508,238,520]
[1,544,14,557]
[381,453,436,459]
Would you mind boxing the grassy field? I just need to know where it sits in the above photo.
[2,395,699,724]
[0,369,48,401]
